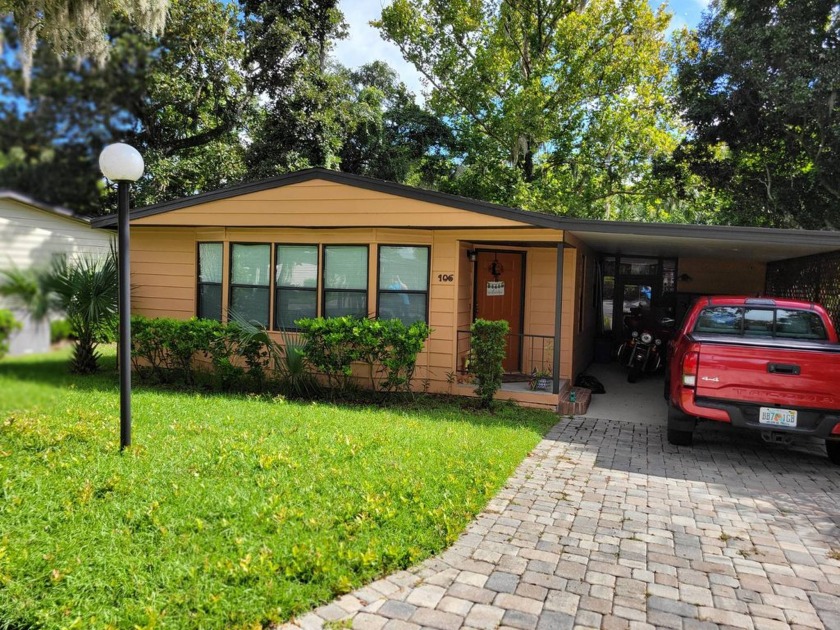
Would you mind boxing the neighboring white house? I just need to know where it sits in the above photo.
[0,191,114,356]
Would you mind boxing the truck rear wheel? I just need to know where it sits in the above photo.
[667,407,694,446]
[827,441,840,466]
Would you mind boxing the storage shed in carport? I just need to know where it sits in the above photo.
[91,169,840,410]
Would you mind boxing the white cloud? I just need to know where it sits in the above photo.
[333,0,426,101]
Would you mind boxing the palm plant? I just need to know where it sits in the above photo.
[0,265,58,321]
[228,312,318,397]
[50,253,118,374]
[0,251,118,374]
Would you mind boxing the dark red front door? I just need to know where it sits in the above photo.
[474,251,524,372]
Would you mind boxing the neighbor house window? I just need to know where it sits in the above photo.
[377,245,430,325]
[323,245,368,318]
[230,243,270,326]
[275,244,318,329]
[197,242,223,321]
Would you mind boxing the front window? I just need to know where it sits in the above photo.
[323,245,368,318]
[377,245,430,325]
[230,243,270,326]
[197,243,223,321]
[275,245,318,329]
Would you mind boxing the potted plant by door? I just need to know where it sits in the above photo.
[528,368,552,391]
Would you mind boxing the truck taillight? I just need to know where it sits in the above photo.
[682,350,699,388]
[832,423,840,436]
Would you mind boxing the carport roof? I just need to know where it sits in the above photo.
[91,168,840,262]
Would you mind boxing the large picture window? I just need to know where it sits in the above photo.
[230,243,270,327]
[197,243,223,321]
[275,245,318,329]
[377,245,430,325]
[323,245,368,318]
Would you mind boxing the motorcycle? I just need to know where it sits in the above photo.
[617,309,671,383]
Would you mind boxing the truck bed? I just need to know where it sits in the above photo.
[687,333,840,412]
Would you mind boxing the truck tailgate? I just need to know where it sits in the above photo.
[689,334,840,411]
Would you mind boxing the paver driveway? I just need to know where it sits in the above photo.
[286,417,840,630]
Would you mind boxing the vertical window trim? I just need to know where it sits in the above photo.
[321,244,370,319]
[274,243,320,331]
[228,242,271,327]
[196,241,223,321]
[376,244,432,325]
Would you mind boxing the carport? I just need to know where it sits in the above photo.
[557,219,840,417]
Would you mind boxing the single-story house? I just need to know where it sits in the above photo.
[0,191,114,355]
[91,169,840,410]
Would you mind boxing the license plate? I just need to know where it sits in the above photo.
[759,407,797,427]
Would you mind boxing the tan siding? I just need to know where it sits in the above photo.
[134,180,532,229]
[677,258,766,294]
[131,228,196,319]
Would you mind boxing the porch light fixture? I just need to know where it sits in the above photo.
[99,143,144,451]
[466,249,477,262]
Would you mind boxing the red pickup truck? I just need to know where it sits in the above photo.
[666,296,840,464]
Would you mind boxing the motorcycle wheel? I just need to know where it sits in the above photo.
[627,366,640,383]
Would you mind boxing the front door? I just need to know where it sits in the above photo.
[474,251,524,372]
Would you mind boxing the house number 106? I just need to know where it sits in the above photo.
[437,274,454,282]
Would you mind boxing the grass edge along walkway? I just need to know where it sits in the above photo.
[0,350,558,629]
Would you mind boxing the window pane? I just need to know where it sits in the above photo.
[232,244,270,286]
[276,245,318,288]
[198,284,222,321]
[275,289,317,329]
[324,290,367,318]
[379,293,427,325]
[743,308,774,336]
[695,307,743,334]
[618,257,658,276]
[378,246,429,291]
[230,286,269,326]
[198,243,223,283]
[776,309,827,340]
[324,246,367,289]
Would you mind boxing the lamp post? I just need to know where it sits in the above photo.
[99,143,144,450]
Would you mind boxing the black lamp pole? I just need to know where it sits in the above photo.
[117,180,132,450]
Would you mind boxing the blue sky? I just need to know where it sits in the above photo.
[334,0,710,98]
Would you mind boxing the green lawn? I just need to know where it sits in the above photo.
[0,350,557,629]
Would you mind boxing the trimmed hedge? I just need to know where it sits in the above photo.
[296,316,431,395]
[130,315,431,398]
[470,318,509,407]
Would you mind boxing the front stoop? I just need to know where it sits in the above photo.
[558,386,591,415]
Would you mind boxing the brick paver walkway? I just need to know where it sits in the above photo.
[284,417,840,630]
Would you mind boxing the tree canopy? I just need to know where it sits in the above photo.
[1,0,838,229]
[675,0,840,228]
[376,0,680,219]
[0,0,169,84]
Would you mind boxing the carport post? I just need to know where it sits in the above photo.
[552,243,564,395]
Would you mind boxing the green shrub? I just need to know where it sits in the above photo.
[131,317,227,386]
[49,318,73,343]
[296,316,364,392]
[379,319,432,394]
[0,309,21,358]
[470,319,509,407]
[296,316,431,396]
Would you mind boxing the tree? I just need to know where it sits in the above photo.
[241,0,353,175]
[0,0,251,213]
[674,0,840,228]
[376,0,679,219]
[339,61,455,185]
[0,0,169,85]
